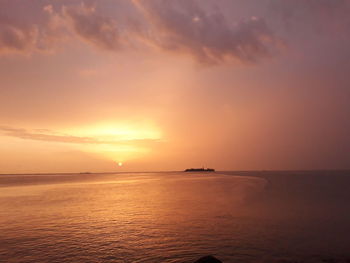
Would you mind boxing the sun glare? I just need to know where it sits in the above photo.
[64,122,161,162]
[66,123,161,141]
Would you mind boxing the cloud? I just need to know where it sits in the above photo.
[0,126,160,146]
[132,0,282,64]
[0,1,36,54]
[0,3,65,55]
[0,2,122,55]
[269,0,350,36]
[0,21,40,54]
[0,0,283,64]
[62,3,122,50]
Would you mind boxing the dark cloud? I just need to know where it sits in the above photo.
[62,3,122,50]
[132,0,282,64]
[0,2,64,54]
[0,23,38,53]
[0,126,160,146]
[269,0,350,36]
[0,0,283,65]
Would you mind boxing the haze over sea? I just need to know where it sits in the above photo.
[0,171,349,263]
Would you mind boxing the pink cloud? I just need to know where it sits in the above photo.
[132,0,283,64]
[0,23,38,54]
[0,0,283,65]
[62,3,122,51]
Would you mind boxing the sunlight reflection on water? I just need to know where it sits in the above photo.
[0,172,349,263]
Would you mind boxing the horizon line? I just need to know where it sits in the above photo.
[1,168,350,176]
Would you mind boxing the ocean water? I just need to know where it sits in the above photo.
[0,171,349,263]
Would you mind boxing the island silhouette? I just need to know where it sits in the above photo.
[184,167,215,172]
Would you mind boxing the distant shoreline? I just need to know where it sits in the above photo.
[1,169,350,176]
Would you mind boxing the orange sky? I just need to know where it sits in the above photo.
[1,0,350,173]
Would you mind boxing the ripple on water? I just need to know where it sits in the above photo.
[1,172,350,263]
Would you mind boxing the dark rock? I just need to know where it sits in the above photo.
[194,255,223,263]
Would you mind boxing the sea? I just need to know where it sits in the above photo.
[0,171,349,263]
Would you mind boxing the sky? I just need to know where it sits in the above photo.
[0,0,350,173]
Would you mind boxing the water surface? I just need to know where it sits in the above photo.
[1,171,349,263]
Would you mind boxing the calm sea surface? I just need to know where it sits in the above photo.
[0,171,349,263]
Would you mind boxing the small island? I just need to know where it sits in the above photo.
[184,168,215,172]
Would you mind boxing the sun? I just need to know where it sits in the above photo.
[118,162,123,167]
